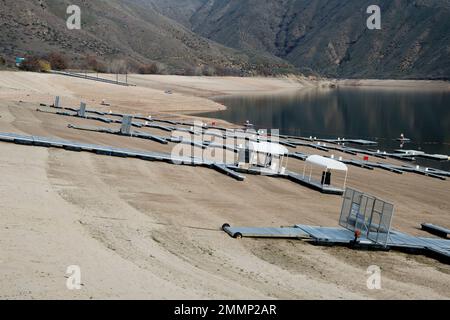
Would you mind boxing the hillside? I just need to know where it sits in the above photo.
[1,0,449,78]
[187,0,450,79]
[0,0,294,75]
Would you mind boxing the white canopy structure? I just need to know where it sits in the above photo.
[239,141,289,174]
[303,155,348,189]
[305,155,348,172]
[249,141,289,155]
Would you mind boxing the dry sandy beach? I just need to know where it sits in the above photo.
[0,71,449,299]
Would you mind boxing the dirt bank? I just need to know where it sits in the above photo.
[0,72,449,299]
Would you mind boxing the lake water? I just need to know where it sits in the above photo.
[202,87,450,170]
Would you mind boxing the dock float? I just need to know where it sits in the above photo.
[288,152,308,161]
[294,225,376,246]
[222,223,450,263]
[421,223,450,239]
[319,138,378,146]
[285,171,345,195]
[396,150,449,161]
[225,165,283,176]
[68,124,169,145]
[211,164,245,181]
[222,224,309,239]
[341,159,375,170]
[0,132,252,182]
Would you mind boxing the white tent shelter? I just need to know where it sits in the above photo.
[239,141,289,174]
[249,141,289,155]
[303,155,348,189]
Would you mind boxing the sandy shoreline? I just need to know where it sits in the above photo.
[0,71,449,299]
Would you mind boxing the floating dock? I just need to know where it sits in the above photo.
[38,102,450,182]
[0,132,249,182]
[222,224,450,263]
[319,138,378,146]
[211,164,245,181]
[68,124,169,144]
[285,171,345,195]
[396,150,449,161]
[289,148,447,180]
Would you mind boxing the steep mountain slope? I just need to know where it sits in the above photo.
[188,0,450,79]
[1,0,449,78]
[130,0,207,27]
[0,0,293,74]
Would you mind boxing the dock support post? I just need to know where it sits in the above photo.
[54,96,60,108]
[78,102,86,117]
[120,115,132,136]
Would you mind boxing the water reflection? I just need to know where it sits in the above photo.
[202,87,450,169]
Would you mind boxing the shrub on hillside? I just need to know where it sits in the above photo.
[85,55,107,73]
[138,63,160,74]
[201,65,216,76]
[46,52,68,70]
[0,56,5,66]
[19,55,52,72]
[253,64,283,76]
[126,60,141,74]
[19,55,42,72]
[154,62,167,75]
[109,59,128,74]
[214,65,242,76]
[38,60,51,72]
[183,66,203,76]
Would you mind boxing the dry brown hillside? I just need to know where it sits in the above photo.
[0,0,294,75]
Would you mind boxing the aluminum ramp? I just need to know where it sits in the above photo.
[223,223,450,263]
[222,225,309,239]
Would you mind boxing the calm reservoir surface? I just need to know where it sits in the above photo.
[202,87,450,170]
